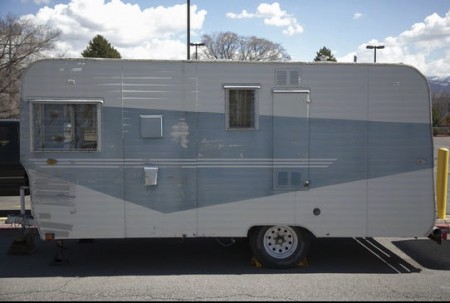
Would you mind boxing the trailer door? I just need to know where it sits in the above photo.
[272,89,311,192]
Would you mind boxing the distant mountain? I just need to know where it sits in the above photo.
[428,76,450,95]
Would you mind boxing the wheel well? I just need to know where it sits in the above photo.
[247,224,314,269]
[247,225,316,240]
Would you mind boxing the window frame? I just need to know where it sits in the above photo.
[223,84,260,131]
[29,99,103,152]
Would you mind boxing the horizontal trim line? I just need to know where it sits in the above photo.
[30,158,336,162]
[29,158,336,169]
[223,85,261,89]
[273,89,310,93]
[27,99,104,104]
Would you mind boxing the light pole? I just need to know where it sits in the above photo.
[190,42,205,60]
[366,44,384,63]
[187,0,190,59]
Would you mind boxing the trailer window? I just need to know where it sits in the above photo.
[31,101,101,152]
[224,86,259,130]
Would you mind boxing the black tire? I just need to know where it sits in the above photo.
[249,225,310,269]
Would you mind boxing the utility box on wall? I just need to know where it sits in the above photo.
[140,115,163,138]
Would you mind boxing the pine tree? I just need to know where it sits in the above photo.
[313,46,337,62]
[81,35,121,58]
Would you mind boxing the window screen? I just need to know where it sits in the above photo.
[225,87,259,130]
[32,101,101,151]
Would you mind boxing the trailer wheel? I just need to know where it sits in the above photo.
[249,225,310,269]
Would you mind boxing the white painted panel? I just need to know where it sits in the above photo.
[367,169,435,236]
[30,170,125,239]
[125,203,197,237]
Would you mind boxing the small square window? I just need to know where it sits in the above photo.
[225,86,259,130]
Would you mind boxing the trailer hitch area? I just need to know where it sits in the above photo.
[428,227,444,245]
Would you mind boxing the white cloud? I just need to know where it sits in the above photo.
[227,2,304,36]
[20,0,207,59]
[226,10,255,19]
[338,10,450,77]
[353,12,363,20]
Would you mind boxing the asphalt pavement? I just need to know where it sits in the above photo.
[1,138,450,301]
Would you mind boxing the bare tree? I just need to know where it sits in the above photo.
[0,14,60,118]
[432,92,450,127]
[201,31,291,62]
[201,32,240,60]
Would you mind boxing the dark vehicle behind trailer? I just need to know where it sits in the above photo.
[0,120,29,196]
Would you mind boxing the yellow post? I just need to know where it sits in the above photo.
[436,148,449,219]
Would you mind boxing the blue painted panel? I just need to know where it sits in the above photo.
[25,104,432,214]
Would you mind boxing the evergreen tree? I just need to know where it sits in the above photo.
[313,46,337,62]
[81,35,121,58]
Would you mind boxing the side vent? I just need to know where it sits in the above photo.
[275,170,308,191]
[277,171,302,186]
[275,70,302,87]
[276,70,287,86]
[290,71,301,85]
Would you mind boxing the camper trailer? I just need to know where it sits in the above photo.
[18,58,435,268]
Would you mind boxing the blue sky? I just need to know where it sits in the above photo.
[1,0,450,77]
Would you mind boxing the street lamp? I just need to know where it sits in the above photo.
[366,45,384,63]
[189,42,205,60]
[187,0,190,59]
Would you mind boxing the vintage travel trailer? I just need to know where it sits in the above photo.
[18,58,435,268]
